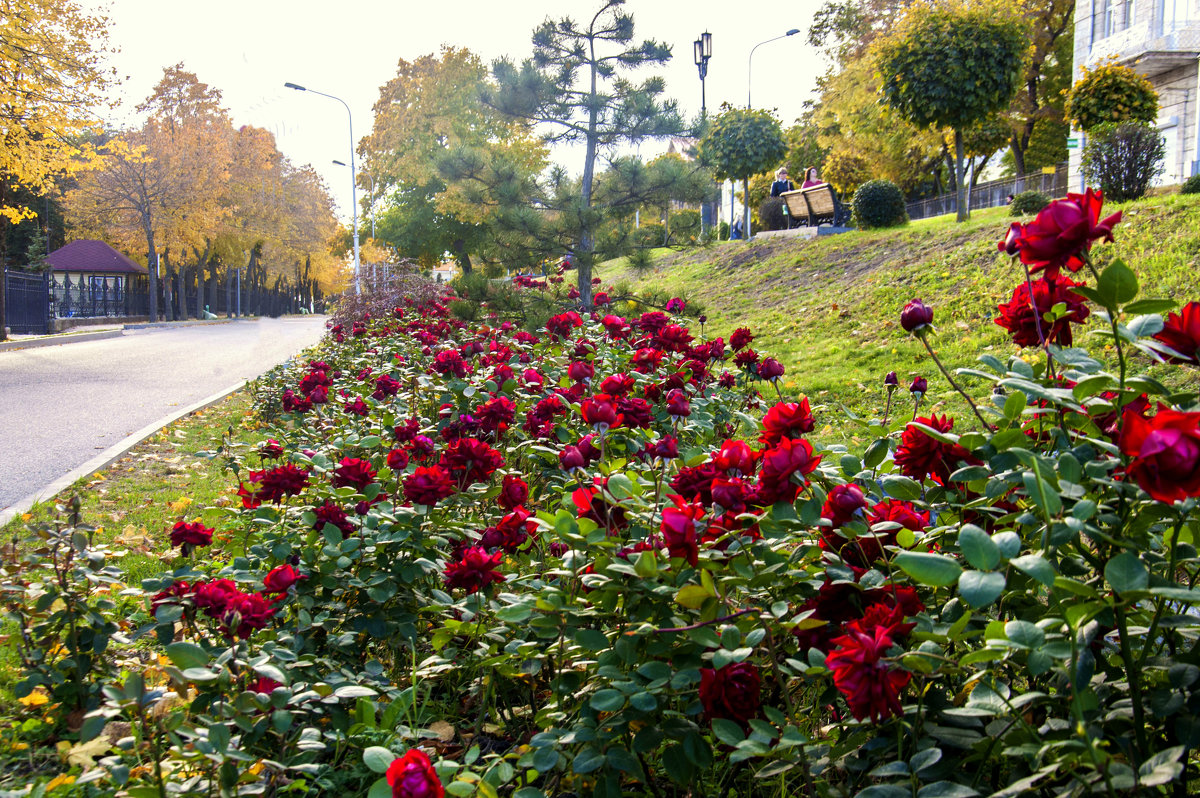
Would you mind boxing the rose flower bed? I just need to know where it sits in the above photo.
[5,189,1200,796]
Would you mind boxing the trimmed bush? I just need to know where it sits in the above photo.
[633,222,666,248]
[1066,62,1158,131]
[1181,174,1200,195]
[668,209,701,244]
[1082,121,1165,202]
[758,197,788,231]
[1009,190,1051,216]
[852,179,908,228]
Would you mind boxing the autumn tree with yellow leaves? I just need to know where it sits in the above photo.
[0,0,112,339]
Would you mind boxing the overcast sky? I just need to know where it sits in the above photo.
[81,0,828,224]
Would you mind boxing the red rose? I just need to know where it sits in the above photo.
[559,445,586,472]
[259,439,284,459]
[757,437,821,503]
[665,389,691,417]
[1118,405,1200,504]
[826,623,911,722]
[993,273,1090,348]
[220,591,277,639]
[599,373,635,397]
[443,546,505,594]
[403,465,456,506]
[758,357,785,381]
[759,400,815,445]
[900,298,933,333]
[581,394,621,429]
[193,578,240,615]
[438,438,504,486]
[170,521,213,551]
[909,376,927,395]
[730,327,754,351]
[387,448,410,471]
[660,494,703,565]
[894,415,977,484]
[1153,301,1200,363]
[262,564,306,595]
[821,483,868,528]
[699,662,761,724]
[712,439,757,476]
[332,457,377,491]
[255,464,310,503]
[497,474,529,510]
[385,748,444,798]
[311,500,355,535]
[568,360,595,383]
[1005,188,1121,275]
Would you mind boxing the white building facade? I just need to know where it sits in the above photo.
[1071,0,1200,188]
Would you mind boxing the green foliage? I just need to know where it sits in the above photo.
[633,222,666,249]
[1009,190,1050,216]
[667,209,701,245]
[1065,61,1159,131]
[1082,121,1165,202]
[696,106,788,182]
[852,179,908,229]
[876,5,1027,132]
[1180,174,1200,195]
[823,149,872,196]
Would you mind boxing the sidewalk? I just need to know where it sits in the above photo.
[0,317,239,353]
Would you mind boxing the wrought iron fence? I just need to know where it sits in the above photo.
[906,162,1069,221]
[52,273,148,319]
[4,269,51,334]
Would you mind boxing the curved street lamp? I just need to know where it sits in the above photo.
[747,28,800,109]
[285,82,360,294]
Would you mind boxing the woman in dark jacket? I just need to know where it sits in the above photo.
[769,167,794,197]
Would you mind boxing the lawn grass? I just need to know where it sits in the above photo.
[1,390,262,584]
[599,193,1200,445]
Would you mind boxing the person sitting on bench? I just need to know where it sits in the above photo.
[770,167,794,197]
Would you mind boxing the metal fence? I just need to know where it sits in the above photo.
[4,269,51,334]
[906,162,1069,221]
[52,273,148,319]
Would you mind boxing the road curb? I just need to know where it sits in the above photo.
[0,380,249,527]
[0,329,124,352]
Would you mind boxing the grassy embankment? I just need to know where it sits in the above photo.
[599,194,1200,446]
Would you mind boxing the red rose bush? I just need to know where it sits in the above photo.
[19,190,1200,797]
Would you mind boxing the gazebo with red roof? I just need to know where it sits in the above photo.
[44,240,148,320]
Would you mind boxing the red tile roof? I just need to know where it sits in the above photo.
[44,240,148,275]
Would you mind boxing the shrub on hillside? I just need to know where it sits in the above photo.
[852,179,908,228]
[1082,121,1165,202]
[1181,174,1200,195]
[758,197,788,231]
[1009,190,1051,216]
[668,209,701,244]
[633,222,666,248]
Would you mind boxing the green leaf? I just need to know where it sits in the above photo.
[363,746,395,774]
[572,746,606,774]
[958,570,1005,608]
[574,628,609,651]
[1010,553,1056,587]
[895,551,962,587]
[917,782,979,798]
[1004,620,1044,649]
[333,685,378,699]
[367,778,392,798]
[856,786,910,798]
[1105,551,1148,594]
[910,747,942,774]
[1021,471,1062,516]
[1139,746,1185,786]
[711,718,745,746]
[1097,259,1138,307]
[164,642,209,670]
[957,526,1000,571]
[590,689,625,712]
[1123,298,1176,314]
[880,475,922,501]
[676,584,715,609]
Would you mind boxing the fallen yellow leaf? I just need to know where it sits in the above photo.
[45,774,76,791]
[18,689,49,708]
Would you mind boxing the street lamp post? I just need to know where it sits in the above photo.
[332,160,374,240]
[742,28,800,240]
[285,82,360,295]
[693,32,714,236]
[747,29,800,110]
[693,32,712,117]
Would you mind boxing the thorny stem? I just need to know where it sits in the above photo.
[918,335,994,430]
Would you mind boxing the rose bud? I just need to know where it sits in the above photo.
[900,299,934,333]
[884,371,898,387]
[665,389,692,417]
[559,445,587,472]
[999,222,1023,256]
[758,357,785,382]
[909,376,927,395]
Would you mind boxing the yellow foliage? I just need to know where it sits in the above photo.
[18,689,50,708]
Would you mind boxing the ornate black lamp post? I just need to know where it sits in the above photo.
[693,32,712,117]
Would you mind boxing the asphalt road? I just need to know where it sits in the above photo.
[0,317,328,512]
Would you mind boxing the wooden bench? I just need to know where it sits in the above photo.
[780,184,852,228]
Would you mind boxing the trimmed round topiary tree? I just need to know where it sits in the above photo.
[1010,190,1051,216]
[852,179,908,228]
[1065,62,1159,132]
[758,197,788,231]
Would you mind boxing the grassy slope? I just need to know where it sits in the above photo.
[598,193,1200,443]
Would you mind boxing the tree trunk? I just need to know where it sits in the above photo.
[176,265,187,320]
[955,130,968,222]
[162,251,174,322]
[143,213,158,322]
[451,239,472,276]
[743,177,751,239]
